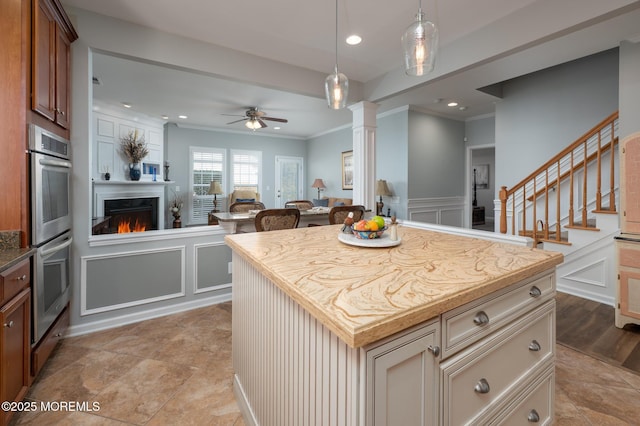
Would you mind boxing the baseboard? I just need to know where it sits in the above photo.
[65,292,232,337]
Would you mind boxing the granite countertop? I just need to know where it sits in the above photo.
[0,247,34,272]
[225,224,564,348]
[0,231,34,272]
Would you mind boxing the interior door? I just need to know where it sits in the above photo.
[275,156,303,208]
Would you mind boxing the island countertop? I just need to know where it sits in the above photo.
[225,224,563,347]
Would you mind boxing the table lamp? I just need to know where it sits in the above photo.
[311,178,326,199]
[208,181,224,212]
[375,179,392,216]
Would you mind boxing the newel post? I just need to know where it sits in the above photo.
[499,186,508,234]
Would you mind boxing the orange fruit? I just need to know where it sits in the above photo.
[368,220,379,231]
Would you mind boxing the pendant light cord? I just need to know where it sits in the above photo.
[334,0,339,72]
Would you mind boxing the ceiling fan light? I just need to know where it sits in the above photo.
[245,119,261,130]
[402,9,438,77]
[325,68,349,110]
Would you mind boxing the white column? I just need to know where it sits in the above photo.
[348,101,378,211]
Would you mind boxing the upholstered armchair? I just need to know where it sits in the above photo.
[228,187,260,206]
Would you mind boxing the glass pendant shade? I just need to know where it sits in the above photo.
[245,119,260,130]
[325,66,349,110]
[402,10,438,76]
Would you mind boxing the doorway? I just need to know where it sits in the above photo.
[468,146,495,231]
[275,156,304,208]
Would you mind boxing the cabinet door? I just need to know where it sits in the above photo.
[621,134,640,234]
[54,24,71,129]
[367,321,440,426]
[617,242,640,327]
[32,0,57,122]
[0,288,31,425]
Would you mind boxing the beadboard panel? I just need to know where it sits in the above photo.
[232,254,362,426]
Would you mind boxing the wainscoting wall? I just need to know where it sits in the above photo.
[407,196,466,228]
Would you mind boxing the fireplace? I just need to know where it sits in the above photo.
[102,197,159,234]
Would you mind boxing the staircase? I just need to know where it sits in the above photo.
[498,112,620,305]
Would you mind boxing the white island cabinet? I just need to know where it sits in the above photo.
[226,224,563,425]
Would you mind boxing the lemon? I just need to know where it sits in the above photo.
[372,215,386,229]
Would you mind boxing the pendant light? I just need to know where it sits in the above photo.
[325,0,349,109]
[402,0,438,76]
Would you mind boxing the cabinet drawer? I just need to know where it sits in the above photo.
[489,366,554,426]
[441,300,555,426]
[441,271,554,358]
[1,259,31,306]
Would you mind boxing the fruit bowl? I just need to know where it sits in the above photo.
[352,226,387,239]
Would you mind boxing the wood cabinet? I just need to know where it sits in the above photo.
[1,258,31,426]
[31,0,77,130]
[616,132,640,328]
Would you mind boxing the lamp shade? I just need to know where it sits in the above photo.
[311,178,326,189]
[375,180,392,196]
[402,9,438,76]
[208,181,223,195]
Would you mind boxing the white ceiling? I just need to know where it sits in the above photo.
[63,0,640,138]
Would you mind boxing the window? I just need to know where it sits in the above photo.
[231,149,261,192]
[189,147,225,224]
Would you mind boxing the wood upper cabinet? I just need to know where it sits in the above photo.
[620,133,640,234]
[0,258,31,426]
[31,0,77,130]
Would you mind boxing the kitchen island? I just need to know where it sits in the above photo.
[226,224,563,425]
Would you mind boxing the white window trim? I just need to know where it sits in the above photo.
[189,146,226,225]
[230,149,262,194]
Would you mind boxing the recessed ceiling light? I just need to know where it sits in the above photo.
[346,35,362,45]
[273,126,281,130]
[447,102,458,107]
[122,102,132,108]
[178,115,188,119]
[161,115,169,120]
[458,106,467,111]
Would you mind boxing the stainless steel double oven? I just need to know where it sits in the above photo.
[29,124,73,345]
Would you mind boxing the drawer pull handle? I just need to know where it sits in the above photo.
[528,340,541,352]
[4,321,14,328]
[473,311,489,326]
[474,378,490,394]
[17,274,27,281]
[427,345,440,357]
[529,286,542,298]
[527,409,540,422]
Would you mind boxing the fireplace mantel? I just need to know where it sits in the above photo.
[93,180,175,186]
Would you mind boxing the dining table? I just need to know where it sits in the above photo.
[212,207,331,233]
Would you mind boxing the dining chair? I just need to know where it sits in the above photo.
[284,200,314,210]
[329,205,366,225]
[229,201,266,213]
[254,208,301,232]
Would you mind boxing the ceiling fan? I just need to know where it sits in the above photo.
[224,107,288,130]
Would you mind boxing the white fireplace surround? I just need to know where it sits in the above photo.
[94,181,169,230]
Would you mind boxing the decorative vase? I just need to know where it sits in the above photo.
[129,163,141,181]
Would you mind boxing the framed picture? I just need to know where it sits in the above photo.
[342,150,353,190]
[474,164,489,189]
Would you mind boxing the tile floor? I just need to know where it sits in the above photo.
[10,302,640,425]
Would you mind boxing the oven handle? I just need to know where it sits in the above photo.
[39,157,72,169]
[41,236,73,257]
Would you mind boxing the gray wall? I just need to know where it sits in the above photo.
[465,116,495,147]
[306,126,352,200]
[376,110,409,218]
[619,41,640,139]
[408,110,466,199]
[495,49,619,190]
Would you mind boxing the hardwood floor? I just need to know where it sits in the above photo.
[556,291,640,374]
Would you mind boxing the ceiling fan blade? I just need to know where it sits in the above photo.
[226,118,248,125]
[262,116,288,123]
[258,119,268,128]
[221,113,245,117]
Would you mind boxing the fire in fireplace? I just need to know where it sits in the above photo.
[103,197,158,234]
